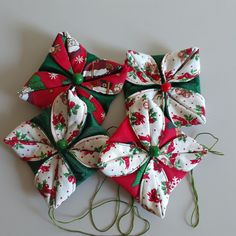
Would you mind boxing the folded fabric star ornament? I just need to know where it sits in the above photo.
[19,32,127,124]
[98,100,207,218]
[4,89,108,208]
[124,48,206,127]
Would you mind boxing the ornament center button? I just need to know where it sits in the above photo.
[161,82,172,92]
[149,146,160,157]
[57,139,68,150]
[73,73,84,85]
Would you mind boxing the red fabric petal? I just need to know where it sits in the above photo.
[69,43,87,74]
[27,86,70,108]
[50,34,72,72]
[82,60,127,95]
[27,72,70,89]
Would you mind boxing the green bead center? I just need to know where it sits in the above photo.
[73,73,84,85]
[149,146,160,157]
[57,139,68,150]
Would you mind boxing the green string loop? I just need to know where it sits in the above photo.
[106,126,118,136]
[88,177,120,232]
[188,170,199,228]
[117,198,135,235]
[194,132,224,156]
[188,132,224,228]
[48,176,150,236]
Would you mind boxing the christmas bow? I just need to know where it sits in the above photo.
[125,48,206,127]
[5,89,108,208]
[98,100,207,218]
[19,32,127,124]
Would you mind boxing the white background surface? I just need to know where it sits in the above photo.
[0,1,235,235]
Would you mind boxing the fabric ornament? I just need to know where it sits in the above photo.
[19,32,127,124]
[124,48,206,127]
[4,88,109,208]
[98,101,207,218]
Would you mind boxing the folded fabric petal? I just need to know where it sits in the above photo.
[51,87,87,143]
[98,115,207,218]
[4,121,56,161]
[124,47,206,127]
[5,90,108,208]
[139,159,169,217]
[19,32,127,124]
[166,87,206,126]
[159,136,205,171]
[162,47,200,82]
[99,143,148,176]
[70,135,109,168]
[128,89,165,148]
[35,155,76,208]
[82,60,125,94]
[126,50,161,85]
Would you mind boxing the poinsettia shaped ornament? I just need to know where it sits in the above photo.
[19,32,127,124]
[124,48,206,127]
[5,89,108,208]
[98,100,207,218]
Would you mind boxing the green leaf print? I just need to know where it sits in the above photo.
[128,71,137,80]
[28,74,46,90]
[174,159,181,169]
[194,105,203,115]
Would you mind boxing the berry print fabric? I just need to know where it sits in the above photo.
[5,89,109,208]
[98,102,207,218]
[124,48,206,127]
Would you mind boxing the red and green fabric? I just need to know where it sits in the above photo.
[19,32,127,124]
[98,100,207,218]
[5,89,108,209]
[124,48,206,127]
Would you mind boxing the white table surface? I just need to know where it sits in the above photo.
[0,0,235,235]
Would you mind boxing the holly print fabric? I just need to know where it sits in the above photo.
[124,48,206,127]
[19,32,127,124]
[4,89,109,208]
[98,103,207,218]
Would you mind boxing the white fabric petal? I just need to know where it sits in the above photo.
[99,143,148,177]
[159,135,207,172]
[4,121,56,161]
[162,47,200,82]
[140,159,169,218]
[126,50,161,85]
[127,90,165,148]
[167,87,206,127]
[70,135,109,168]
[34,155,76,209]
[51,88,87,144]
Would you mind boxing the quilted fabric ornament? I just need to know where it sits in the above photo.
[124,48,206,127]
[98,101,207,218]
[19,32,127,124]
[4,89,109,208]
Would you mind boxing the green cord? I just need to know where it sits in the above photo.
[117,198,135,235]
[48,177,150,235]
[188,170,199,228]
[89,177,121,232]
[106,126,118,136]
[188,132,224,228]
[194,132,224,156]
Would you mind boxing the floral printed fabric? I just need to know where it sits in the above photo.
[5,88,108,208]
[19,32,127,124]
[98,107,207,218]
[125,48,206,127]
